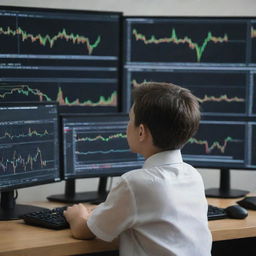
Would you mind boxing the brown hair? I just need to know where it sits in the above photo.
[132,82,200,150]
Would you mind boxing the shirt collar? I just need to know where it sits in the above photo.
[143,150,183,169]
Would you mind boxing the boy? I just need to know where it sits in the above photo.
[64,82,212,256]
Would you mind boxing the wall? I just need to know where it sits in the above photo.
[1,0,256,16]
[0,0,255,202]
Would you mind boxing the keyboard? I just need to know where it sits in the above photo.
[21,206,69,230]
[21,204,227,229]
[208,204,227,220]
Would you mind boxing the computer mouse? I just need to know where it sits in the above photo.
[225,205,248,219]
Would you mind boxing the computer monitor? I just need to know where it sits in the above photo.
[0,6,122,113]
[47,113,143,203]
[0,102,60,220]
[123,17,256,197]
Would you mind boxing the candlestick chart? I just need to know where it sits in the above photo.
[126,20,247,63]
[127,69,247,115]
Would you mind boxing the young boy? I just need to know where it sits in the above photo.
[64,82,212,256]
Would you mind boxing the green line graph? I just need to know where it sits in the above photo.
[0,128,49,141]
[76,133,127,142]
[0,85,117,107]
[0,26,101,54]
[188,136,242,154]
[132,28,229,62]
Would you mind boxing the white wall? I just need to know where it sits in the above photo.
[1,0,256,16]
[0,0,255,202]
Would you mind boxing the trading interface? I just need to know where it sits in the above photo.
[126,68,248,116]
[123,17,256,168]
[0,7,121,113]
[123,18,256,112]
[63,116,143,178]
[125,18,251,64]
[0,104,59,189]
[182,120,256,168]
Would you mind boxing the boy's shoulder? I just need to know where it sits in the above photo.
[121,167,145,180]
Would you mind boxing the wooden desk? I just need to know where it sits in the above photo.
[208,197,256,241]
[0,198,256,256]
[0,202,118,256]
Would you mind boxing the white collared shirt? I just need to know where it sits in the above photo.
[87,150,212,256]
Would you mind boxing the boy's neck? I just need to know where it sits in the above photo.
[142,146,162,160]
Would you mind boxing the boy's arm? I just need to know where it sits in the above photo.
[63,203,95,240]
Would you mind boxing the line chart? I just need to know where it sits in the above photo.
[127,69,247,115]
[197,94,245,103]
[131,79,245,103]
[251,26,256,38]
[76,149,130,155]
[187,136,243,154]
[252,25,256,63]
[0,128,49,141]
[76,133,127,142]
[0,26,101,55]
[0,85,117,107]
[0,147,47,174]
[182,121,245,167]
[132,28,228,62]
[126,20,247,63]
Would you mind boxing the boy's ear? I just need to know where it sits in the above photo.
[138,124,147,142]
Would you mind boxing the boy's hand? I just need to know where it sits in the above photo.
[63,204,95,240]
[64,203,90,223]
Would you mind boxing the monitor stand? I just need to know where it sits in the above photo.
[47,177,109,204]
[205,168,249,198]
[0,191,47,220]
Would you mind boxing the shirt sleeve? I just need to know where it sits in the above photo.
[87,176,136,242]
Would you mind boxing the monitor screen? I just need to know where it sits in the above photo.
[123,17,256,197]
[124,17,254,64]
[0,102,60,219]
[0,6,122,113]
[182,118,256,169]
[47,113,143,203]
[63,113,143,179]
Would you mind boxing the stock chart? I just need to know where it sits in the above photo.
[124,17,256,169]
[182,121,247,168]
[0,7,121,113]
[63,115,143,178]
[126,69,248,116]
[0,104,59,189]
[251,21,256,63]
[125,18,248,63]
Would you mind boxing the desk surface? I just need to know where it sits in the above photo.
[0,198,256,256]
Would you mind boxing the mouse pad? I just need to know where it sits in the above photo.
[237,197,256,210]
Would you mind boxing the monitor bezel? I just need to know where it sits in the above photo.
[0,5,123,17]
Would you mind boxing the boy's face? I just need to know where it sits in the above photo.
[126,105,140,153]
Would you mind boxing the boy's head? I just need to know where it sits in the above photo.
[130,82,200,151]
